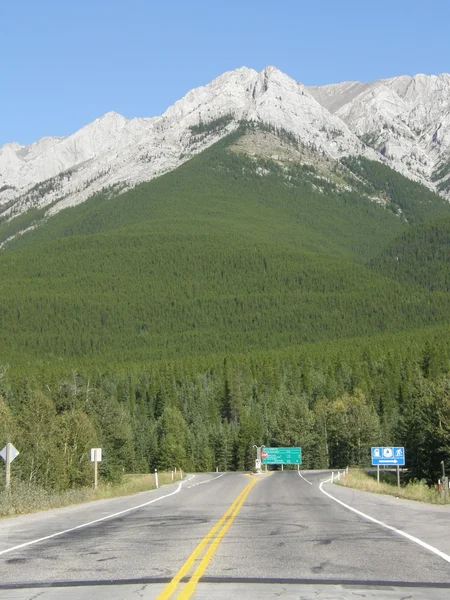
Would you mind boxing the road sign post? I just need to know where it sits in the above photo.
[441,463,449,501]
[0,443,19,489]
[90,448,102,489]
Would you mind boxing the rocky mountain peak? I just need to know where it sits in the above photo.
[1,66,449,229]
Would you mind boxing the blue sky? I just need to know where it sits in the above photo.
[2,0,449,146]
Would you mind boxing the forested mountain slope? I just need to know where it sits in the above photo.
[1,129,450,369]
[1,126,450,488]
[369,216,450,292]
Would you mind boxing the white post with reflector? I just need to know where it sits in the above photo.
[90,448,102,489]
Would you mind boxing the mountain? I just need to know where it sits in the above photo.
[2,66,450,245]
[2,66,450,368]
[2,99,450,486]
[1,128,450,370]
[0,67,374,229]
[308,73,450,197]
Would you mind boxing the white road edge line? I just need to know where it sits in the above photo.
[0,475,195,557]
[319,478,450,565]
[187,472,226,488]
[298,471,312,485]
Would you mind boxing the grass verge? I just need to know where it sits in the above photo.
[336,470,449,504]
[0,472,181,518]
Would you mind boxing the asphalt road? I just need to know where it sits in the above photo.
[1,470,450,599]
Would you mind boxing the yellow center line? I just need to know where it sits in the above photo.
[157,476,256,600]
[177,476,257,599]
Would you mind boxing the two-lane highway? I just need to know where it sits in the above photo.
[1,471,450,599]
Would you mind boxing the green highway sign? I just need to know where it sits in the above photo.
[261,447,302,465]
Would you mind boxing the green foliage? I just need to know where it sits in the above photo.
[0,206,50,244]
[2,134,449,368]
[1,327,450,489]
[432,160,450,192]
[1,128,450,494]
[342,156,450,223]
[189,114,234,135]
[338,470,448,504]
[369,217,450,291]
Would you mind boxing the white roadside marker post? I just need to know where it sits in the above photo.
[155,469,159,489]
[90,448,102,490]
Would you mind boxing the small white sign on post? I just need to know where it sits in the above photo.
[90,448,102,462]
[90,448,102,489]
[0,443,19,489]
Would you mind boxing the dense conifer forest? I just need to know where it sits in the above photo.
[1,126,450,491]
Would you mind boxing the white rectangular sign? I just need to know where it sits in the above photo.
[90,448,102,462]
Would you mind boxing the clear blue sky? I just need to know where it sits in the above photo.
[2,0,449,146]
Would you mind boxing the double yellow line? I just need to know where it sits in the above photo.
[157,475,257,600]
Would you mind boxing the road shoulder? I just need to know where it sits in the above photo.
[322,480,450,557]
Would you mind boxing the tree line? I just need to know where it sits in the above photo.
[1,331,449,491]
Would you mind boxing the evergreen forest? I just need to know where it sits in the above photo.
[1,125,450,491]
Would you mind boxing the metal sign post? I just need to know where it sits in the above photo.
[0,443,19,489]
[90,448,102,489]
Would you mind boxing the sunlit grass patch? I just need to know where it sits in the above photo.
[0,472,180,518]
[337,470,449,504]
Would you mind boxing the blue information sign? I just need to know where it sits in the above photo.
[371,447,405,466]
